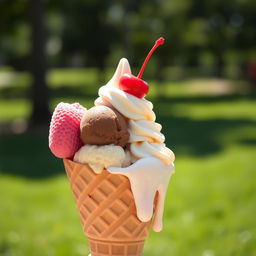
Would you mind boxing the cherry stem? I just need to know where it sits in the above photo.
[137,37,165,79]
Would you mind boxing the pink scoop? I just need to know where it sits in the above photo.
[49,102,86,159]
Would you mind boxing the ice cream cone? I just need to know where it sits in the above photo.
[63,159,152,256]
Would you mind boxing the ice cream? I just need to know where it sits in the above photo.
[49,37,175,256]
[80,105,129,147]
[74,144,131,173]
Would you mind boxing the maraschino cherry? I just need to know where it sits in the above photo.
[119,37,165,98]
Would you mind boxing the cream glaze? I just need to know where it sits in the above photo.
[108,157,174,232]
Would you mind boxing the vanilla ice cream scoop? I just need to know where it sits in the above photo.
[73,144,131,173]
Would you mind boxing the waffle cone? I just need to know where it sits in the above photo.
[63,159,152,256]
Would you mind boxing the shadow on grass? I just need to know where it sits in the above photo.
[0,113,255,179]
[238,138,256,146]
[158,115,256,156]
[0,131,63,179]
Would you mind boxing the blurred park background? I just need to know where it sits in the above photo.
[0,0,256,255]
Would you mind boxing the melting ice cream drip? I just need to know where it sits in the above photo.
[108,157,174,232]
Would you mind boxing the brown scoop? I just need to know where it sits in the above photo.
[80,105,129,147]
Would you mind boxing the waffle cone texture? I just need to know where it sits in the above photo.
[63,159,152,256]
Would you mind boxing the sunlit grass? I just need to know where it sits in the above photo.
[169,100,256,121]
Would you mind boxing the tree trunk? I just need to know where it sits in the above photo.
[29,0,50,127]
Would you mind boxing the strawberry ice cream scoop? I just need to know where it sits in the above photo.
[49,102,86,158]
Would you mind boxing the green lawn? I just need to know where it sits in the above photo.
[0,71,256,256]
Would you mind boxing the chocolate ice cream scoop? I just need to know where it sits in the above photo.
[80,105,129,147]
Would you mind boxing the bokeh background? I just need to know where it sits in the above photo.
[0,0,256,255]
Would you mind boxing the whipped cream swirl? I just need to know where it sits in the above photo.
[95,58,174,165]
